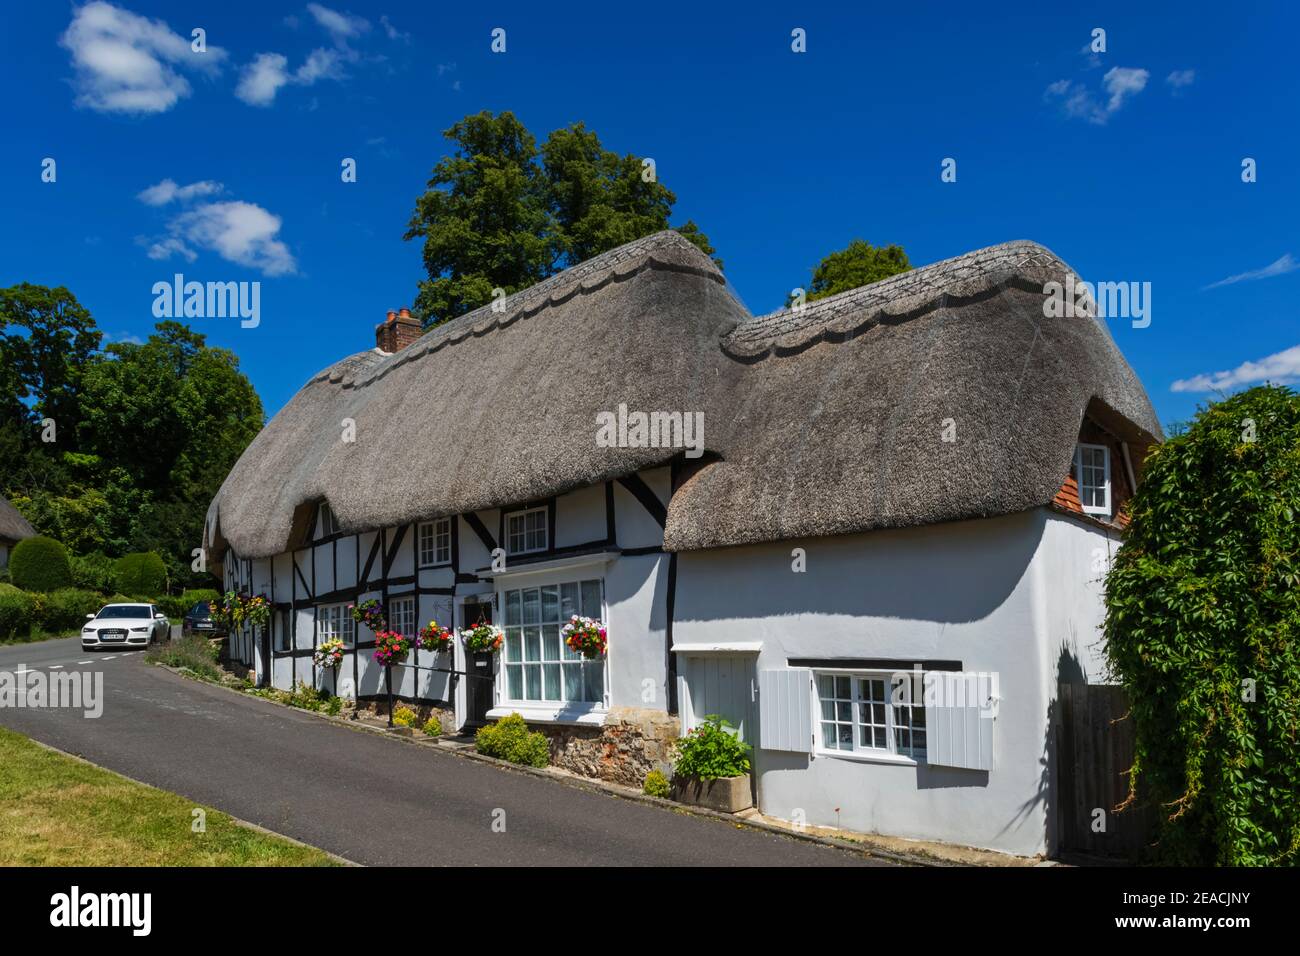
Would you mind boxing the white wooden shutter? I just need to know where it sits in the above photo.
[758,668,812,753]
[924,671,996,771]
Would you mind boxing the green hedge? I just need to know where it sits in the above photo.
[157,589,220,620]
[9,536,73,592]
[41,588,108,633]
[0,586,36,641]
[113,552,167,597]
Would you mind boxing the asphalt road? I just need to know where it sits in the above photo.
[0,637,886,867]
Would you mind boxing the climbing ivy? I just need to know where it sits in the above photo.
[1104,384,1300,865]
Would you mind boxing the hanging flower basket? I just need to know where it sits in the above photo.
[244,595,271,630]
[313,638,345,670]
[459,622,504,653]
[418,620,453,654]
[373,630,412,666]
[562,615,607,660]
[350,599,387,633]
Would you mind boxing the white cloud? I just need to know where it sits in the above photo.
[306,3,370,42]
[1166,69,1196,89]
[1171,344,1300,393]
[235,52,292,106]
[60,1,225,114]
[296,47,346,84]
[1045,66,1149,125]
[379,15,410,42]
[137,178,223,206]
[144,196,296,276]
[1204,254,1299,290]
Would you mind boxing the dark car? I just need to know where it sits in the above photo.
[181,600,223,638]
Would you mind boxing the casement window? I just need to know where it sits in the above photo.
[389,595,416,638]
[815,671,927,760]
[505,506,548,556]
[318,602,355,647]
[275,610,291,652]
[501,578,604,705]
[317,503,339,538]
[1075,443,1112,516]
[418,518,452,566]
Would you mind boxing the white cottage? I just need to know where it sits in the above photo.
[204,232,1160,857]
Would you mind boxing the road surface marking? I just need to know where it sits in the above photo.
[48,665,63,669]
[78,660,93,664]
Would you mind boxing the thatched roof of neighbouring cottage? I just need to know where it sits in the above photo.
[0,495,36,544]
[205,232,1161,560]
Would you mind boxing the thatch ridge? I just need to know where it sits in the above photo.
[207,234,1161,559]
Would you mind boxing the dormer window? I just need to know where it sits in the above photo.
[317,503,339,538]
[1074,444,1111,517]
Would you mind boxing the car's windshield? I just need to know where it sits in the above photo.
[96,606,152,619]
[188,601,212,617]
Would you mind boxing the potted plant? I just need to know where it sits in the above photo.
[458,621,504,653]
[244,594,271,630]
[561,615,607,660]
[349,598,386,633]
[418,619,453,654]
[373,630,412,666]
[313,637,345,694]
[670,715,753,813]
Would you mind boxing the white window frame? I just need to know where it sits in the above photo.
[1074,442,1112,517]
[317,602,355,647]
[505,506,548,556]
[317,503,339,538]
[388,594,417,638]
[418,518,452,567]
[813,670,928,765]
[497,572,607,710]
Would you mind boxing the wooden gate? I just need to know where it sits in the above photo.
[1056,683,1157,860]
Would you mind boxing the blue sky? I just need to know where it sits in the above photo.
[1,1,1296,426]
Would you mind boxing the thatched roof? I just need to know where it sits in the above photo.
[206,233,1160,560]
[0,495,36,543]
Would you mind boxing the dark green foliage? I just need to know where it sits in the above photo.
[1104,385,1300,865]
[789,239,911,307]
[70,552,117,592]
[40,588,106,632]
[113,552,167,597]
[475,712,550,767]
[9,536,72,592]
[406,112,718,328]
[157,588,220,620]
[0,586,37,641]
[672,715,751,780]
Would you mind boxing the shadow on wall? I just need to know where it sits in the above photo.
[675,509,1045,627]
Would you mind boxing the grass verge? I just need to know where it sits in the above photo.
[0,726,337,866]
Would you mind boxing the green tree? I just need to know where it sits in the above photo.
[0,284,102,441]
[406,112,719,328]
[1104,385,1300,865]
[790,239,911,306]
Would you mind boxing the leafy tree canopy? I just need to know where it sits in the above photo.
[1104,384,1300,865]
[1,289,264,591]
[406,111,719,328]
[789,239,911,307]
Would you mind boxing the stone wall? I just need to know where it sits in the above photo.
[538,707,679,787]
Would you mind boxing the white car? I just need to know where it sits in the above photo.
[82,603,170,650]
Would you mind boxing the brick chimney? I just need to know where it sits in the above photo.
[375,307,421,353]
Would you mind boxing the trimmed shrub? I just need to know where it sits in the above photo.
[157,589,220,620]
[70,552,116,593]
[9,536,73,592]
[113,552,167,597]
[643,768,671,798]
[421,715,443,737]
[1105,384,1300,865]
[0,587,37,642]
[475,713,550,767]
[40,588,107,633]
